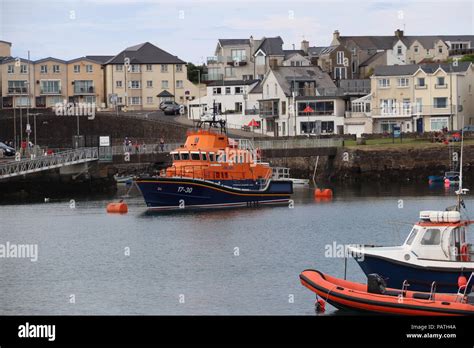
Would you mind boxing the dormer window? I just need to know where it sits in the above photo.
[397,46,402,55]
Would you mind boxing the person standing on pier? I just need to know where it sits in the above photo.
[160,137,165,152]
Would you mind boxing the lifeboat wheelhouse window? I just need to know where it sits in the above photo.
[209,153,215,162]
[216,172,220,178]
[201,153,207,161]
[180,152,190,160]
[191,153,200,161]
[405,227,418,245]
[172,153,180,161]
[224,172,229,179]
[420,229,441,245]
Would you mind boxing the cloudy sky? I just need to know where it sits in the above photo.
[0,0,472,63]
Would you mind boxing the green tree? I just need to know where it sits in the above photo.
[187,63,206,84]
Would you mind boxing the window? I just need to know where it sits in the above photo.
[7,65,14,74]
[176,64,183,72]
[430,117,449,131]
[191,153,200,161]
[74,80,94,93]
[282,101,286,115]
[116,80,123,88]
[213,87,221,95]
[421,229,441,245]
[117,97,123,104]
[146,64,152,71]
[172,153,180,161]
[84,95,96,104]
[417,77,425,87]
[231,49,246,61]
[116,65,123,72]
[201,153,207,161]
[130,64,140,73]
[398,77,409,87]
[256,54,265,66]
[414,46,419,53]
[8,80,27,93]
[147,96,153,104]
[130,80,141,89]
[235,102,242,112]
[74,65,80,73]
[209,153,215,162]
[437,77,445,86]
[242,74,253,81]
[225,87,231,94]
[438,46,443,53]
[20,64,28,74]
[397,46,402,55]
[40,65,47,74]
[176,80,183,88]
[161,64,168,73]
[334,67,346,79]
[52,65,60,73]
[225,67,234,77]
[180,152,189,160]
[433,97,447,108]
[16,96,30,107]
[378,78,390,88]
[146,80,153,88]
[405,228,418,245]
[129,96,142,105]
[415,98,423,113]
[336,51,345,64]
[40,80,61,94]
[162,80,169,89]
[86,64,93,73]
[235,86,243,94]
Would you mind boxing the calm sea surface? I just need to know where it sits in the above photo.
[0,183,472,315]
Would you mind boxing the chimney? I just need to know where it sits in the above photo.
[301,40,309,54]
[333,30,340,41]
[395,29,404,38]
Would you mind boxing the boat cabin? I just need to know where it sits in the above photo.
[402,211,472,262]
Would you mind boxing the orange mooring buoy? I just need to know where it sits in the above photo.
[106,201,128,214]
[314,188,333,198]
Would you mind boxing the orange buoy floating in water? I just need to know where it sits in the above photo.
[314,188,333,198]
[106,201,128,214]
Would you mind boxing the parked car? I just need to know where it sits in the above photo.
[462,125,474,132]
[163,103,185,116]
[159,101,178,111]
[0,142,15,156]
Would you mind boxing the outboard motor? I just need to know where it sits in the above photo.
[367,273,387,294]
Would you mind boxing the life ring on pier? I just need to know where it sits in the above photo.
[461,243,470,262]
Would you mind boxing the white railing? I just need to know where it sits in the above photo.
[253,138,343,149]
[112,143,183,155]
[0,147,99,179]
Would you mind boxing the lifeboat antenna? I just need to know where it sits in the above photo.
[456,113,468,211]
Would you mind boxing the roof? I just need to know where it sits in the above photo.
[85,55,114,63]
[339,36,395,50]
[359,51,386,67]
[270,66,337,97]
[374,61,472,76]
[308,46,340,57]
[249,80,263,94]
[157,90,174,97]
[208,79,260,87]
[0,40,12,46]
[218,39,250,46]
[1,56,34,64]
[34,57,67,64]
[255,37,284,56]
[106,42,185,64]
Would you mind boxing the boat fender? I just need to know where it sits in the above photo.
[461,244,470,262]
[315,299,326,313]
[458,275,468,292]
[106,201,128,214]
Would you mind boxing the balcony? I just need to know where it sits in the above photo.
[40,89,62,95]
[371,104,456,118]
[258,99,279,118]
[201,73,224,81]
[345,111,372,118]
[7,87,28,95]
[449,48,474,56]
[74,86,95,95]
[226,56,247,66]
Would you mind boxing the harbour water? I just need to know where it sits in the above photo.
[0,183,472,315]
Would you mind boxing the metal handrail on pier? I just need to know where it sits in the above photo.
[0,147,99,180]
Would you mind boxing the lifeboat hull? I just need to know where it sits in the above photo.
[300,269,474,316]
[136,177,293,210]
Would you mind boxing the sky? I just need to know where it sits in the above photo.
[0,0,473,64]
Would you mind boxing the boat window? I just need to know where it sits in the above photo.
[191,153,200,161]
[224,172,229,179]
[405,228,418,245]
[420,229,441,245]
[180,152,190,160]
[202,153,207,161]
[172,154,180,161]
[216,172,220,178]
[209,153,215,162]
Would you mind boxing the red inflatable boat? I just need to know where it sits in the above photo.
[300,269,474,316]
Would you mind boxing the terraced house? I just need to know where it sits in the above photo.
[104,42,201,111]
[347,62,474,135]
